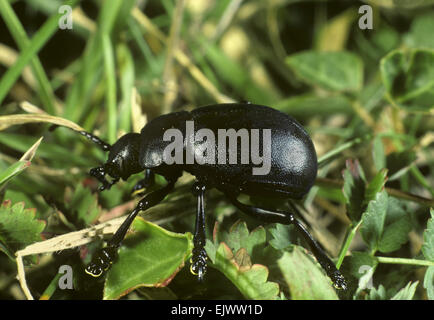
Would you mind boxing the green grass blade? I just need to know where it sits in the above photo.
[102,34,117,144]
[0,0,57,114]
[0,160,31,187]
[0,0,79,106]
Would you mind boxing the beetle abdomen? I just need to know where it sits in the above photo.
[187,104,318,199]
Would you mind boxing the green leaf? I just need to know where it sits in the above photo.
[360,190,389,252]
[380,49,434,112]
[286,51,363,92]
[210,242,279,300]
[269,224,293,250]
[342,159,367,222]
[103,217,193,300]
[278,247,339,300]
[422,209,434,261]
[370,0,434,8]
[68,184,101,226]
[340,251,378,280]
[206,221,279,299]
[391,281,418,300]
[0,200,45,258]
[220,220,266,257]
[423,266,434,300]
[405,12,434,49]
[274,93,354,118]
[365,285,388,300]
[205,239,217,264]
[378,198,412,253]
[364,168,388,206]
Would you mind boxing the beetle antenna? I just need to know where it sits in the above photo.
[49,125,111,152]
[77,130,111,152]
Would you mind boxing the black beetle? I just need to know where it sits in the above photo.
[76,103,346,290]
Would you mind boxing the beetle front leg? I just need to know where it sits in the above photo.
[190,182,208,281]
[89,166,119,191]
[85,178,177,277]
[131,169,155,196]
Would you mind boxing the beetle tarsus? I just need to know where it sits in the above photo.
[331,271,347,290]
[190,248,207,281]
[190,182,208,281]
[85,246,118,277]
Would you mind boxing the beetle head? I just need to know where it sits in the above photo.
[89,133,143,191]
[105,133,142,181]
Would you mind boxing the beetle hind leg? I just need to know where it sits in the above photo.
[225,194,347,290]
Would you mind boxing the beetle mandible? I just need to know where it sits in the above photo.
[76,103,346,290]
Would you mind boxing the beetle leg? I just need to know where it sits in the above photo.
[131,169,155,196]
[190,182,207,281]
[89,166,119,191]
[225,194,347,290]
[85,179,177,277]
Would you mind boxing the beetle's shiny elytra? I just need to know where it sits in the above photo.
[77,103,346,290]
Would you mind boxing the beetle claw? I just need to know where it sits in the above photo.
[190,249,208,281]
[84,246,117,277]
[332,273,347,291]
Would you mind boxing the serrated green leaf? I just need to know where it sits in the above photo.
[340,251,378,280]
[391,281,418,300]
[220,220,266,257]
[342,159,367,222]
[103,217,193,300]
[269,224,293,250]
[210,242,279,300]
[365,284,388,300]
[278,247,338,300]
[360,190,389,252]
[378,198,411,253]
[68,184,101,226]
[422,209,434,261]
[423,266,434,300]
[0,200,45,257]
[364,168,388,206]
[207,221,279,299]
[286,51,363,92]
[380,49,434,111]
